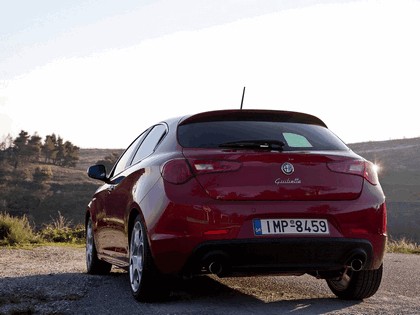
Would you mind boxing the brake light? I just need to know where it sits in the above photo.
[190,160,242,175]
[161,159,193,184]
[327,160,379,185]
[161,159,241,184]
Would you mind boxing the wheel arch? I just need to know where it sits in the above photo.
[85,210,91,228]
[128,207,146,248]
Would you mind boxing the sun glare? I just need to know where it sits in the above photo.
[373,163,381,174]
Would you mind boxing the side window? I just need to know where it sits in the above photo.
[111,131,148,177]
[131,124,167,165]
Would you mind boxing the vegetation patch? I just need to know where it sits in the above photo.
[0,211,84,246]
[0,212,40,246]
[2,211,420,256]
[39,211,85,244]
[387,237,420,255]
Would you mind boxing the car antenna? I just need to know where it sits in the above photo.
[240,86,246,110]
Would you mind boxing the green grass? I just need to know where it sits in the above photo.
[0,211,85,246]
[37,211,84,244]
[0,212,41,246]
[2,211,420,255]
[39,224,85,244]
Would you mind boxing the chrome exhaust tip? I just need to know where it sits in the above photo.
[208,261,223,275]
[345,249,367,272]
[349,258,364,272]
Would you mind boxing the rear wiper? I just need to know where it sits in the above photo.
[219,140,285,151]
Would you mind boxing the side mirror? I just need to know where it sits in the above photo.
[87,165,109,182]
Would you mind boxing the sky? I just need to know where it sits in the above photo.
[1,0,420,149]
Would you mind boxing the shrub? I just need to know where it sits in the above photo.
[33,166,53,183]
[0,212,40,245]
[39,225,85,243]
[39,211,85,244]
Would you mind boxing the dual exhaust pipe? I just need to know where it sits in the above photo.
[208,258,366,274]
[204,249,368,275]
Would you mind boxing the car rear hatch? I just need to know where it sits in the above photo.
[182,149,364,201]
[177,110,368,202]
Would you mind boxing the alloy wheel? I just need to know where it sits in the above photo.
[129,221,145,293]
[86,219,94,269]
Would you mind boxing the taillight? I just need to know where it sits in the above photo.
[327,160,379,185]
[161,159,241,184]
[161,159,193,184]
[190,159,242,174]
[364,161,379,185]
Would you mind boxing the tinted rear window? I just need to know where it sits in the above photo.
[178,121,348,151]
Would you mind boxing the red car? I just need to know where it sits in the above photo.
[85,109,387,301]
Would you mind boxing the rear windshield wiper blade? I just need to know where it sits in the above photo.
[219,140,285,151]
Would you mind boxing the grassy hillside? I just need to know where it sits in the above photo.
[76,148,123,172]
[1,139,419,242]
[349,137,420,202]
[349,138,420,242]
[0,149,123,227]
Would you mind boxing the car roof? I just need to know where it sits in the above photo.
[178,109,328,128]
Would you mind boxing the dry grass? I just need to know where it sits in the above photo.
[387,237,420,254]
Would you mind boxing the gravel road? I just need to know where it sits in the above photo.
[0,246,419,314]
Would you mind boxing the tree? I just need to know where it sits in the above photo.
[12,130,31,169]
[0,134,13,163]
[55,136,65,165]
[62,141,79,167]
[0,134,13,151]
[27,133,42,162]
[42,134,57,164]
[4,131,80,168]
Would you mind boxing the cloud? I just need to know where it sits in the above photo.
[3,0,420,147]
[0,0,357,79]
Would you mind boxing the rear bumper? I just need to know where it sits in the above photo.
[144,177,387,275]
[182,237,375,276]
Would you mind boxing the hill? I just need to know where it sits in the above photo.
[349,137,420,241]
[349,137,420,201]
[0,149,123,228]
[1,139,419,241]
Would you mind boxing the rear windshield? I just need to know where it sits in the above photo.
[178,121,348,151]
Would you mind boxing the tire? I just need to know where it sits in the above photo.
[326,264,383,300]
[129,215,169,302]
[86,217,112,275]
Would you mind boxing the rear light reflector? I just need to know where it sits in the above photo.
[161,159,193,184]
[327,160,379,185]
[203,229,229,236]
[190,160,241,175]
[379,203,387,235]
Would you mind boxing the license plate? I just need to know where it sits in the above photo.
[253,219,329,235]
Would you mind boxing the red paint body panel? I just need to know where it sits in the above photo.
[183,149,364,201]
[144,175,386,274]
[85,110,387,279]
